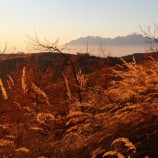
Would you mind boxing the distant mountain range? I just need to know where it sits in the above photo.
[64,34,150,57]
[67,34,148,46]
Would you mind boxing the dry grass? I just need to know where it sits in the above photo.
[108,57,158,105]
[0,53,158,157]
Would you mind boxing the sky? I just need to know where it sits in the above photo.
[0,0,158,53]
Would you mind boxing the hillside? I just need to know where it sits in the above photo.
[0,52,158,157]
[0,51,157,75]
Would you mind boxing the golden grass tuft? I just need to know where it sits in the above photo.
[108,56,158,105]
[7,75,14,86]
[0,78,8,100]
[36,112,55,124]
[32,82,51,106]
[63,73,72,100]
[76,68,88,89]
[7,75,14,90]
[21,67,28,93]
[32,83,48,99]
[15,147,30,153]
[0,139,14,147]
[111,138,136,155]
[29,126,43,131]
[91,147,105,158]
[15,147,30,157]
[103,151,124,158]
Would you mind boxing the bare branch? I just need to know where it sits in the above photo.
[140,23,158,52]
[27,32,84,111]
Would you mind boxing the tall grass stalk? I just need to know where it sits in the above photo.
[63,73,72,100]
[32,82,50,106]
[0,78,8,100]
[21,67,28,93]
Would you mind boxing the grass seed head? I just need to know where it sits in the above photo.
[0,78,8,100]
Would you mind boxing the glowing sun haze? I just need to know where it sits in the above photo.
[0,0,158,53]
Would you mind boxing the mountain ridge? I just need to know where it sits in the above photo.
[63,33,150,57]
[67,33,148,46]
